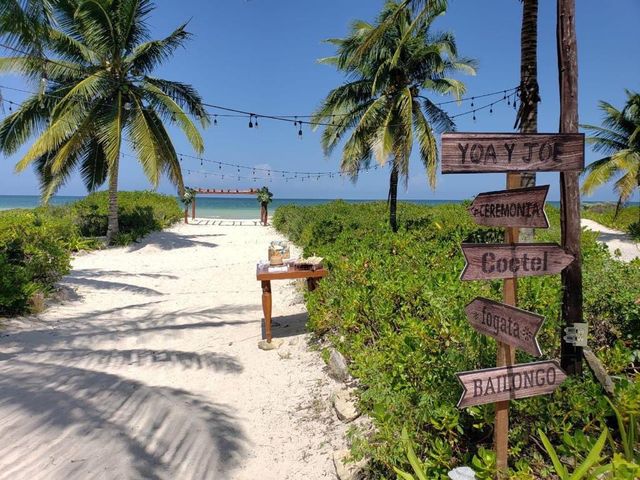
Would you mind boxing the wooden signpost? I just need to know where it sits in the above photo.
[460,243,575,280]
[441,132,584,173]
[465,297,544,357]
[468,185,549,228]
[456,361,567,408]
[441,127,583,474]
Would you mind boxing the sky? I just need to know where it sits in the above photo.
[0,0,639,201]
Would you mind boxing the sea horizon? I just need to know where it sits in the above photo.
[0,194,630,220]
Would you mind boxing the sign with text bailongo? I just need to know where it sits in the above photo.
[468,185,549,228]
[465,297,544,356]
[441,133,584,173]
[456,361,567,408]
[460,243,575,281]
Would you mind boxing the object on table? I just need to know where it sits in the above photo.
[268,241,290,266]
[294,256,324,271]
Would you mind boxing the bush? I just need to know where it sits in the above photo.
[273,200,640,476]
[0,209,73,315]
[71,190,182,241]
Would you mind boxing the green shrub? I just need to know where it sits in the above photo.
[71,190,182,240]
[0,210,73,315]
[274,200,640,476]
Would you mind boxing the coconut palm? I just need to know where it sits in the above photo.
[312,1,475,232]
[582,91,640,218]
[0,0,208,244]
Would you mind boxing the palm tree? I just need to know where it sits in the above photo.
[312,1,475,232]
[515,0,540,241]
[0,0,208,244]
[582,91,640,219]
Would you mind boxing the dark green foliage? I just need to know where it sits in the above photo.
[273,201,640,477]
[71,191,182,241]
[582,204,640,239]
[0,191,182,315]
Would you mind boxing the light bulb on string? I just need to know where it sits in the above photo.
[472,110,476,122]
[489,105,493,114]
[200,158,203,166]
[471,96,474,107]
[255,116,259,128]
[214,115,218,126]
[507,96,511,106]
[248,114,253,128]
[503,90,507,100]
[218,163,222,169]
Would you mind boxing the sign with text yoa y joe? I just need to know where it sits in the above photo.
[465,297,544,357]
[441,133,584,173]
[468,185,549,228]
[456,361,567,408]
[460,243,575,281]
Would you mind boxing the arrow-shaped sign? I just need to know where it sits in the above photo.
[456,361,567,408]
[465,297,544,356]
[460,243,574,281]
[468,185,549,228]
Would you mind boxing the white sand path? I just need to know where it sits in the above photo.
[0,220,347,480]
[581,218,640,262]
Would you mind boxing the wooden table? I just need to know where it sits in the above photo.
[256,264,328,342]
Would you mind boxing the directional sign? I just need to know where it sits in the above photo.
[441,133,584,173]
[456,361,567,408]
[465,297,544,356]
[460,243,575,281]
[468,185,549,228]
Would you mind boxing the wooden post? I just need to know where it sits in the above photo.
[495,173,520,474]
[557,0,583,375]
[192,197,196,221]
[184,206,188,224]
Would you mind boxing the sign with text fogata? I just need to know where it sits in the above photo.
[456,361,567,408]
[441,132,584,173]
[468,185,549,228]
[465,297,544,356]
[460,243,575,281]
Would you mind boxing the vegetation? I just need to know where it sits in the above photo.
[582,91,640,222]
[273,201,640,478]
[0,0,208,244]
[0,191,181,315]
[312,0,475,232]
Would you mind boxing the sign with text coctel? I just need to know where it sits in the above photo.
[468,185,549,228]
[456,361,567,408]
[441,133,584,173]
[460,243,574,281]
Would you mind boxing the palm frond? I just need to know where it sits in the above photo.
[126,23,190,74]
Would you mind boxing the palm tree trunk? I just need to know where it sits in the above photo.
[105,157,119,245]
[388,162,399,233]
[518,0,539,241]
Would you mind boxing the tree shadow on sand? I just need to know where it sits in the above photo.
[0,360,246,479]
[125,230,220,252]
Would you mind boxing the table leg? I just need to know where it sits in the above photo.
[261,280,272,342]
[307,277,318,291]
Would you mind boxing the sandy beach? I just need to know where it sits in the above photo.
[0,220,348,480]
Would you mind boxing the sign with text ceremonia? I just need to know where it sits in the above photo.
[468,185,549,228]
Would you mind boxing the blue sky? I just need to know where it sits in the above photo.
[1,0,638,200]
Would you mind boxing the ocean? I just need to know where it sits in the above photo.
[0,195,463,220]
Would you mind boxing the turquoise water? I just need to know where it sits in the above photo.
[0,195,622,220]
[0,195,460,219]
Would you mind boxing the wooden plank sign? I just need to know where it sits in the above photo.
[460,243,574,281]
[456,361,567,408]
[465,297,544,356]
[441,133,584,173]
[468,185,549,228]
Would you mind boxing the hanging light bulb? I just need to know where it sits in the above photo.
[472,110,476,122]
[254,116,259,128]
[507,96,511,106]
[513,96,517,110]
[124,102,132,111]
[200,158,203,166]
[503,90,507,100]
[298,124,303,138]
[252,169,255,175]
[489,105,493,114]
[214,115,218,126]
[180,155,183,162]
[470,96,474,107]
[248,114,253,128]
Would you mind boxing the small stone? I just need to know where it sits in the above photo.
[328,348,349,382]
[278,349,292,359]
[258,339,284,351]
[333,390,359,422]
[333,449,367,480]
[448,466,476,480]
